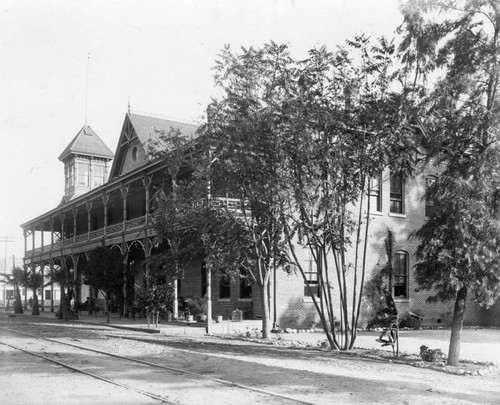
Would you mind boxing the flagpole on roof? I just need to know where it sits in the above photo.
[85,52,90,125]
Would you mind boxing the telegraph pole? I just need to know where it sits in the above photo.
[0,236,15,307]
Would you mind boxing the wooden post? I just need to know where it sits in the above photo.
[206,266,212,334]
[121,183,129,229]
[40,223,45,254]
[142,174,152,224]
[86,200,93,240]
[102,193,109,235]
[173,279,178,320]
[73,255,80,316]
[50,259,54,312]
[122,244,129,317]
[41,262,45,312]
[72,206,78,244]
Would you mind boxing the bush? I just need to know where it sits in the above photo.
[399,311,423,329]
[420,345,445,363]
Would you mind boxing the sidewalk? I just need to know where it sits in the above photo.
[13,309,262,337]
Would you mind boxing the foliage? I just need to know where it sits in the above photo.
[364,229,396,327]
[135,275,174,314]
[419,345,445,363]
[201,43,297,338]
[400,312,423,330]
[276,37,418,349]
[200,39,418,347]
[84,247,123,295]
[185,296,208,316]
[149,127,208,285]
[401,0,500,365]
[20,266,44,315]
[10,267,24,314]
[84,247,124,320]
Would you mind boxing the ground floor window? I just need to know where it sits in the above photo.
[239,268,252,299]
[219,276,230,299]
[394,251,409,298]
[304,250,319,298]
[45,290,52,300]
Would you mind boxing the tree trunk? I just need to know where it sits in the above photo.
[448,286,467,366]
[32,288,40,315]
[261,282,271,339]
[13,284,23,314]
[106,292,110,324]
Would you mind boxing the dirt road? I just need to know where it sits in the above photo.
[0,314,498,405]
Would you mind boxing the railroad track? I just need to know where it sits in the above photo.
[0,325,314,405]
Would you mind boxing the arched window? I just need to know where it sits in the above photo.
[425,176,438,218]
[394,251,409,299]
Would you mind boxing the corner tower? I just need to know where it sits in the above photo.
[58,125,114,204]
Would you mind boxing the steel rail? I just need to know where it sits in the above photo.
[0,339,175,404]
[0,325,315,405]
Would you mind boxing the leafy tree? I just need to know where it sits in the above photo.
[202,43,296,338]
[84,247,124,323]
[277,38,417,349]
[48,263,74,320]
[400,0,500,365]
[202,40,417,346]
[21,266,44,315]
[9,267,24,314]
[149,127,208,306]
[135,274,174,328]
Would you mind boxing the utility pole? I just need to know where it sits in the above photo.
[0,236,15,307]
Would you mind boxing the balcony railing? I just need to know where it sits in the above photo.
[25,215,147,257]
[211,197,249,211]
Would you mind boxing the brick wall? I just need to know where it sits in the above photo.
[272,164,487,329]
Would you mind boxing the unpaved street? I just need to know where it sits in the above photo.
[0,314,499,405]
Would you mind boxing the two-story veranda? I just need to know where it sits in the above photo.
[21,113,260,321]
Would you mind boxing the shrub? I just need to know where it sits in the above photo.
[399,312,423,329]
[420,345,445,363]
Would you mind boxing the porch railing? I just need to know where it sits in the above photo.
[25,215,147,257]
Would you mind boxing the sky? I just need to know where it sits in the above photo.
[0,0,404,269]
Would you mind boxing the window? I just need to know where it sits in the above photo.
[219,275,231,299]
[93,165,105,187]
[6,290,14,300]
[390,172,404,214]
[132,147,138,161]
[78,162,89,186]
[304,250,320,298]
[369,174,382,212]
[45,290,52,300]
[425,176,437,218]
[239,268,252,299]
[394,251,408,298]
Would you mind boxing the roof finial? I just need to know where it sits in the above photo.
[128,96,131,114]
[85,52,90,125]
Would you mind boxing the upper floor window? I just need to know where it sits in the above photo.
[390,172,404,214]
[394,251,408,299]
[93,165,105,188]
[425,176,437,218]
[78,162,89,186]
[369,174,382,212]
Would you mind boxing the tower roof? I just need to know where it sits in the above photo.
[58,124,114,162]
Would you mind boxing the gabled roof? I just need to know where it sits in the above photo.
[58,125,114,162]
[109,113,199,179]
[128,113,199,154]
